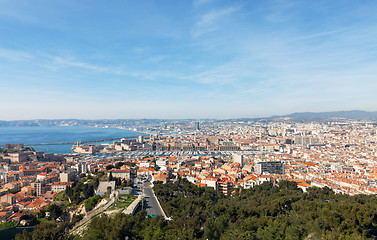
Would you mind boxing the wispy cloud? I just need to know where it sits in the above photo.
[49,56,107,72]
[193,0,212,8]
[192,6,240,38]
[147,55,169,63]
[43,54,184,83]
[264,0,298,23]
[0,1,39,24]
[2,1,377,119]
[290,28,350,42]
[0,48,33,62]
[188,58,263,86]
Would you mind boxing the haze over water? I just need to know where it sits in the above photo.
[0,126,143,154]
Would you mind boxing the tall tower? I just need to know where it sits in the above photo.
[195,121,200,131]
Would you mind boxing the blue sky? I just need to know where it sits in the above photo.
[1,0,377,120]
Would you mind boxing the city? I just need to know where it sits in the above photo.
[2,0,377,239]
[2,118,377,229]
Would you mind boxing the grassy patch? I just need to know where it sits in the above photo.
[0,221,18,230]
[107,195,137,211]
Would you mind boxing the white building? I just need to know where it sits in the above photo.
[233,154,244,168]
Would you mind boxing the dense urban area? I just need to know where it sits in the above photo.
[2,115,377,239]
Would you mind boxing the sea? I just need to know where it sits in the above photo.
[0,126,145,154]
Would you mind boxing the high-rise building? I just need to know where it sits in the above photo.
[195,121,200,131]
[255,161,285,175]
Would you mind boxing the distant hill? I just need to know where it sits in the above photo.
[1,110,377,126]
[233,110,377,122]
[255,110,377,122]
[274,110,377,122]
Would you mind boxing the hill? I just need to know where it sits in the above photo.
[15,180,377,240]
[276,110,377,122]
[233,110,377,122]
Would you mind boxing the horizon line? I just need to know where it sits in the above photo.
[1,109,376,122]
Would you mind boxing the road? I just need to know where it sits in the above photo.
[142,182,165,217]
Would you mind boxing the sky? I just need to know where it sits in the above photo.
[1,0,377,120]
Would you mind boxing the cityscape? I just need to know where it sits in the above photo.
[2,115,377,238]
[2,0,377,239]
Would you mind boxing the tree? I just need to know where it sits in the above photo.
[84,213,138,240]
[106,165,114,171]
[16,179,377,240]
[115,162,124,169]
[83,184,94,199]
[15,222,70,240]
[109,172,114,181]
[85,195,102,212]
[278,180,299,191]
[48,204,63,220]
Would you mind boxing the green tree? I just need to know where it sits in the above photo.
[48,204,63,220]
[15,222,70,240]
[278,180,299,191]
[106,165,114,171]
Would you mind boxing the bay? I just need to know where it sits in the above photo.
[0,126,145,154]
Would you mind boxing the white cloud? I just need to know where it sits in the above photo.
[0,48,33,62]
[192,6,240,38]
[188,58,262,85]
[49,56,106,71]
[193,0,212,8]
[264,0,298,23]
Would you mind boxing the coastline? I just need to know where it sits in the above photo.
[0,126,149,154]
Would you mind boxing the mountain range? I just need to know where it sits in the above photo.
[1,110,377,126]
[263,110,377,122]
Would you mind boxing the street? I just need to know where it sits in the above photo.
[142,182,165,216]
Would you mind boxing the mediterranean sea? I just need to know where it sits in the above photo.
[0,126,145,154]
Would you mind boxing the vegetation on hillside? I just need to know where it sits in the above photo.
[16,179,377,240]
